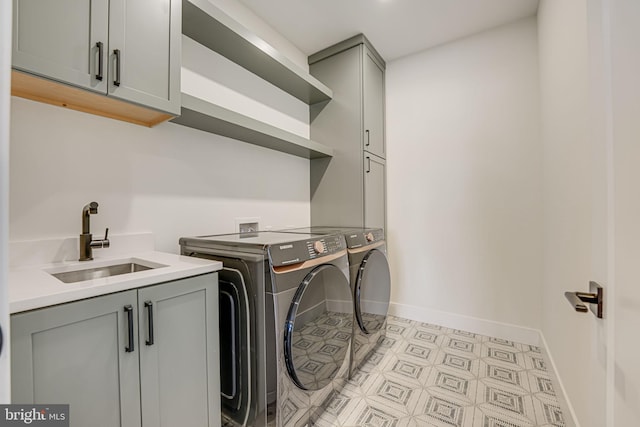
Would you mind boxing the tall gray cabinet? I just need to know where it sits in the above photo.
[309,35,386,230]
[11,274,219,427]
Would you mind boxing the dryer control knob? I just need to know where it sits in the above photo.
[365,232,375,242]
[313,241,325,254]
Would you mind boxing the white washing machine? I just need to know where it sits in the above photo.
[180,231,353,427]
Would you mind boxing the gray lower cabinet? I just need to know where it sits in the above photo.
[309,35,387,229]
[12,0,180,115]
[11,273,219,427]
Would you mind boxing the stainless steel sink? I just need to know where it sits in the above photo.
[49,259,166,284]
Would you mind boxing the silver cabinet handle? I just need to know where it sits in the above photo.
[95,42,104,81]
[366,156,371,173]
[113,49,121,87]
[365,129,370,146]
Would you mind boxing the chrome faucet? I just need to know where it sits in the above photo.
[79,201,110,261]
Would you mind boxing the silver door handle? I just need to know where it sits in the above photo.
[564,281,603,318]
[366,156,371,173]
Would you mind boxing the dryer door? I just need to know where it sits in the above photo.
[284,264,352,391]
[354,248,391,334]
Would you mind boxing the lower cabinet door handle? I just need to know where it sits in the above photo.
[145,301,154,346]
[124,305,134,352]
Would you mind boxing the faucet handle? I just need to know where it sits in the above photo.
[102,228,110,248]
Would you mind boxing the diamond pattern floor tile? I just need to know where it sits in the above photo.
[308,316,566,427]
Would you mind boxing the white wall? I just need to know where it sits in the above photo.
[9,0,311,254]
[386,17,543,333]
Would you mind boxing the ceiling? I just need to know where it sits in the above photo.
[238,0,539,62]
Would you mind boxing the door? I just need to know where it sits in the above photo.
[363,47,385,158]
[218,267,251,426]
[354,248,391,335]
[12,0,108,93]
[284,264,352,391]
[0,0,11,402]
[605,0,640,424]
[579,0,640,425]
[11,290,141,427]
[108,0,180,114]
[138,274,220,427]
[138,274,219,427]
[364,153,386,230]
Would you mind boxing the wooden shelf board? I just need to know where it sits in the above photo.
[11,70,173,127]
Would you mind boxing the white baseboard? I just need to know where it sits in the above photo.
[388,301,580,427]
[538,333,581,427]
[388,302,541,345]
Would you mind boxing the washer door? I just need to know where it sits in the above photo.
[284,264,352,391]
[355,248,391,334]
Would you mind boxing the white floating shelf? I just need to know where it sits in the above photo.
[171,94,334,159]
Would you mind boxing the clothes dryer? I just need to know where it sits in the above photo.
[277,227,391,377]
[180,231,353,427]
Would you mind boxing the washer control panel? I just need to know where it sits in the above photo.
[344,228,384,249]
[269,235,346,267]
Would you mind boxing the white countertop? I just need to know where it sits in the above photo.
[9,235,222,314]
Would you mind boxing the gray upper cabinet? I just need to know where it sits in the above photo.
[12,0,180,116]
[11,273,219,427]
[363,48,386,158]
[108,0,181,114]
[309,35,387,229]
[12,0,109,94]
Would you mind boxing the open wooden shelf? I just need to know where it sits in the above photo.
[182,0,332,105]
[171,94,333,159]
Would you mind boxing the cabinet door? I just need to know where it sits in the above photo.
[11,291,141,427]
[363,48,385,158]
[12,0,109,93]
[108,0,181,115]
[364,153,386,230]
[138,274,219,427]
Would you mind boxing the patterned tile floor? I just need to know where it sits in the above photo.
[293,310,354,390]
[314,316,566,427]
